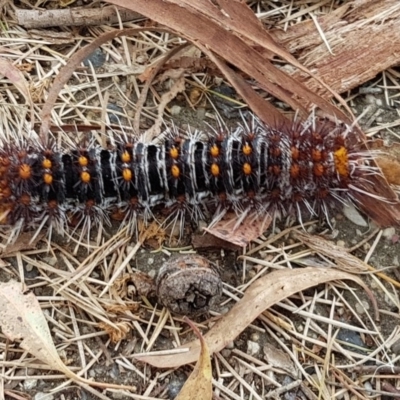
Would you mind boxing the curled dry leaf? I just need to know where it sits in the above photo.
[0,280,137,391]
[0,280,77,379]
[203,211,272,247]
[135,267,375,368]
[295,230,400,289]
[294,230,371,274]
[175,317,212,400]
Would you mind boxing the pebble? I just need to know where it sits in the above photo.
[342,204,368,227]
[43,257,57,266]
[147,257,154,266]
[112,392,126,399]
[34,393,54,400]
[337,307,345,316]
[106,104,123,124]
[246,340,261,356]
[225,341,235,349]
[23,379,38,390]
[363,381,373,396]
[336,240,346,248]
[83,48,106,68]
[355,301,370,315]
[221,349,231,358]
[250,332,260,341]
[337,329,365,352]
[25,263,34,272]
[391,339,400,354]
[168,377,186,399]
[383,227,396,240]
[109,363,120,380]
[170,105,182,115]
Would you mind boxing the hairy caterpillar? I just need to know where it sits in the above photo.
[0,115,391,245]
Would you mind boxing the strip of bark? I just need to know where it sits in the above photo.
[271,0,400,98]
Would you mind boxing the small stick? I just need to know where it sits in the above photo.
[15,6,140,29]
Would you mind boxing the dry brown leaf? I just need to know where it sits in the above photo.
[135,267,374,368]
[0,280,137,391]
[203,211,271,247]
[263,342,297,377]
[0,280,77,378]
[0,232,43,257]
[0,57,34,125]
[176,317,212,400]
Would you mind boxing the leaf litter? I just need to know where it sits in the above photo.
[0,1,400,399]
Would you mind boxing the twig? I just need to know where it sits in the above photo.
[15,6,140,29]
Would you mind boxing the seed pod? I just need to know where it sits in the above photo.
[156,255,222,316]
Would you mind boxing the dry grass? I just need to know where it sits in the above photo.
[0,1,400,399]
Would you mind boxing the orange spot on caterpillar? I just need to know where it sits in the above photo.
[292,192,303,202]
[122,168,132,182]
[290,163,300,179]
[218,191,227,202]
[313,163,324,177]
[17,150,27,160]
[78,156,89,167]
[210,144,220,158]
[1,186,12,199]
[242,143,252,156]
[312,149,322,162]
[176,194,186,203]
[86,199,95,208]
[42,158,52,169]
[316,187,329,199]
[246,190,255,199]
[0,202,11,223]
[291,146,299,160]
[48,199,59,209]
[19,164,32,180]
[169,146,179,160]
[130,196,139,206]
[211,163,220,177]
[43,173,53,185]
[334,146,349,177]
[243,162,252,175]
[271,147,281,158]
[0,157,10,167]
[171,164,180,179]
[271,188,281,199]
[19,193,31,206]
[121,151,131,163]
[271,165,281,176]
[81,171,91,183]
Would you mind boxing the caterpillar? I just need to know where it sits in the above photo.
[0,115,391,246]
